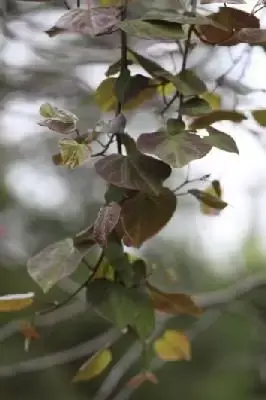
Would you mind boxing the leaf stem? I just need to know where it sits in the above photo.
[37,251,105,316]
[173,172,210,194]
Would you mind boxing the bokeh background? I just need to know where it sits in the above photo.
[2,1,266,399]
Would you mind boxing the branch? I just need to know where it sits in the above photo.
[0,328,121,377]
[194,271,266,309]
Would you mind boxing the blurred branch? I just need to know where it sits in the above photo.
[195,271,266,309]
[0,327,121,377]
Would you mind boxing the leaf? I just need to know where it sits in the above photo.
[189,110,246,130]
[144,9,228,27]
[200,92,221,110]
[127,371,158,388]
[235,28,266,44]
[197,180,226,216]
[119,188,176,248]
[54,139,91,168]
[189,187,227,212]
[0,293,34,312]
[154,330,191,361]
[27,238,85,293]
[204,127,238,153]
[86,279,155,340]
[118,19,185,40]
[93,202,121,246]
[94,151,171,196]
[38,104,78,134]
[252,110,266,127]
[73,349,112,382]
[45,7,121,37]
[93,258,114,281]
[127,48,175,84]
[173,70,206,96]
[137,130,211,168]
[195,7,259,46]
[180,97,211,116]
[147,284,202,317]
[115,72,151,105]
[94,76,156,112]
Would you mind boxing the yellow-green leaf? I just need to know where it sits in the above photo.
[94,77,156,112]
[252,110,266,127]
[200,92,221,110]
[189,180,227,215]
[0,293,34,312]
[73,349,112,382]
[56,139,91,168]
[154,330,191,361]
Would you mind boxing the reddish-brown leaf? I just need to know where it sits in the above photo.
[93,202,121,246]
[147,284,202,317]
[118,188,177,248]
[127,371,158,388]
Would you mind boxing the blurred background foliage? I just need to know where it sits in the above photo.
[2,1,266,400]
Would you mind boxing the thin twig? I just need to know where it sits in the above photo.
[91,133,116,157]
[37,251,104,316]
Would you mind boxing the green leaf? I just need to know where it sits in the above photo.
[180,98,211,116]
[86,279,155,340]
[118,19,185,40]
[0,293,34,312]
[132,259,147,286]
[128,48,175,83]
[106,59,133,77]
[144,9,229,28]
[204,127,239,153]
[173,70,206,96]
[252,110,266,127]
[94,76,156,112]
[27,238,85,293]
[115,72,151,104]
[189,189,228,210]
[94,147,171,196]
[137,130,211,168]
[119,188,177,248]
[104,239,133,287]
[54,139,91,168]
[189,110,246,130]
[73,349,112,382]
[39,103,57,118]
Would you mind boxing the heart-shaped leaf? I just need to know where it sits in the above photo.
[27,238,85,293]
[119,188,177,248]
[86,279,155,340]
[95,150,171,196]
[119,19,185,40]
[45,7,121,37]
[54,139,91,168]
[204,127,238,153]
[137,130,211,168]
